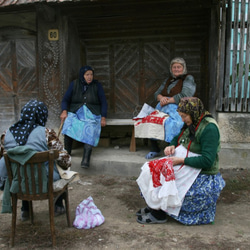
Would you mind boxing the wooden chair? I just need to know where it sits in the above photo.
[3,149,71,247]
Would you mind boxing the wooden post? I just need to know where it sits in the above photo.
[129,126,136,152]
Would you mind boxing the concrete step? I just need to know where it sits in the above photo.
[69,143,250,178]
[219,143,250,170]
[70,145,150,177]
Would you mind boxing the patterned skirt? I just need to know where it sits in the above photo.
[169,173,226,225]
[62,105,101,147]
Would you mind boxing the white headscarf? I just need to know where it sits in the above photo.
[170,57,187,77]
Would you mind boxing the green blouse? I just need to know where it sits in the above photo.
[170,117,220,175]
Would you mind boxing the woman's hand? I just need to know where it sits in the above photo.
[164,145,175,156]
[101,117,106,127]
[168,156,185,166]
[60,110,68,123]
[164,146,184,165]
[160,96,170,107]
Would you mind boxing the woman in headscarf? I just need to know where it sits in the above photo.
[136,97,225,225]
[0,100,71,220]
[142,57,196,159]
[60,65,108,169]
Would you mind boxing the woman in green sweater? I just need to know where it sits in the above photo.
[136,97,225,225]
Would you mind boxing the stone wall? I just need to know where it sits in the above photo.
[217,113,250,170]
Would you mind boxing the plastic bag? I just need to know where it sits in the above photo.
[73,196,105,229]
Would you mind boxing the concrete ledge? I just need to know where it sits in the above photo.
[219,143,250,170]
[106,119,134,126]
[218,113,250,143]
[69,143,250,178]
[70,146,148,177]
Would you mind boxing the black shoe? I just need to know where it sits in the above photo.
[81,144,92,168]
[81,161,90,169]
[136,207,151,216]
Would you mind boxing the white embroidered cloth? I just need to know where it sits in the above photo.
[136,145,201,216]
[134,110,169,140]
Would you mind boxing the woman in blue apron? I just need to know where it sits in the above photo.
[60,66,108,168]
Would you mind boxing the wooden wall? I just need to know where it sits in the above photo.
[0,0,217,131]
[0,12,37,130]
[218,0,250,113]
[63,0,214,117]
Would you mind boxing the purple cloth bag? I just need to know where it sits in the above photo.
[73,196,105,229]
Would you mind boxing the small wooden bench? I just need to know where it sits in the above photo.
[105,119,136,152]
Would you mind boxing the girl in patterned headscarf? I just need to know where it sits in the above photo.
[136,97,225,225]
[0,100,71,219]
[9,100,48,146]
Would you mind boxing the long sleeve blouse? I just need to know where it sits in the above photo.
[61,80,108,117]
[170,118,220,175]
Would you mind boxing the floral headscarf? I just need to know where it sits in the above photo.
[9,100,48,145]
[177,97,212,140]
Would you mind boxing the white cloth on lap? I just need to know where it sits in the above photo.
[136,145,201,216]
[134,110,169,140]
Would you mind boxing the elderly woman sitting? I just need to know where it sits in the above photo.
[134,57,196,159]
[136,97,225,225]
[0,100,71,220]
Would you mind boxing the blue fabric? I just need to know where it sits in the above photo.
[62,105,101,147]
[169,173,225,225]
[155,102,184,143]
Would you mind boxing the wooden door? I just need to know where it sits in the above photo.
[114,41,171,117]
[85,39,172,118]
[0,38,37,131]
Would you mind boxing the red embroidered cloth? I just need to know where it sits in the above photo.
[135,110,166,126]
[148,158,175,187]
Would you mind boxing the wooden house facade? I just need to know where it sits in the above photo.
[0,0,249,151]
[0,0,220,129]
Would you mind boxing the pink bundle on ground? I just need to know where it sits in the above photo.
[73,196,105,229]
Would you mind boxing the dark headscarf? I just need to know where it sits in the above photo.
[177,97,212,140]
[79,65,94,84]
[9,100,48,145]
[79,65,95,93]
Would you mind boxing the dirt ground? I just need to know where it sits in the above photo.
[0,168,250,250]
